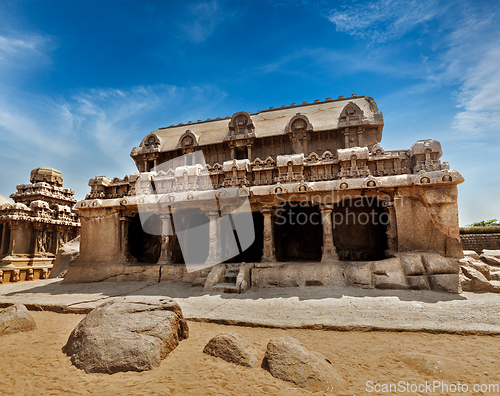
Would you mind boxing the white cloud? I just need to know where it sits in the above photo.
[181,0,224,43]
[0,83,227,200]
[328,0,440,43]
[451,40,500,134]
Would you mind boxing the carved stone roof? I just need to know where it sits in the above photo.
[0,195,11,206]
[133,96,383,155]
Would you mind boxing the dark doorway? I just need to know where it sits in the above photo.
[129,213,162,263]
[333,197,388,261]
[274,205,322,261]
[224,212,264,263]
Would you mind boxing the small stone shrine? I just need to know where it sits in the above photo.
[0,167,80,282]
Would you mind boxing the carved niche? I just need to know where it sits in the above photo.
[226,112,255,160]
[285,113,313,154]
[228,112,255,137]
[338,102,366,126]
[176,130,199,155]
[142,133,160,151]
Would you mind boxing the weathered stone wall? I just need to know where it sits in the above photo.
[461,234,500,253]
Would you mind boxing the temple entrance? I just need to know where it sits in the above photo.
[129,213,162,263]
[333,197,388,261]
[274,205,322,261]
[224,212,264,263]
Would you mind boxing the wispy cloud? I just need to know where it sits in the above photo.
[0,83,227,200]
[325,0,500,136]
[181,0,225,43]
[328,0,441,43]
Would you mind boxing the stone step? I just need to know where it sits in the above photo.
[224,274,237,283]
[211,282,240,294]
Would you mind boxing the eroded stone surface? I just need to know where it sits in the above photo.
[265,336,345,392]
[422,255,459,275]
[0,303,36,336]
[63,299,189,373]
[460,258,500,293]
[203,332,258,367]
[50,236,80,278]
[372,258,408,289]
[463,250,480,260]
[480,250,500,266]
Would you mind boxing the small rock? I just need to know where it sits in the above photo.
[0,304,37,336]
[265,336,345,392]
[203,332,258,367]
[398,352,464,378]
[63,299,189,373]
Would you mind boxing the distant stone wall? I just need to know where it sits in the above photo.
[461,234,500,253]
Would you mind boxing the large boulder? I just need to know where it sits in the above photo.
[264,336,345,392]
[49,236,80,278]
[0,304,37,336]
[203,332,258,367]
[63,299,189,373]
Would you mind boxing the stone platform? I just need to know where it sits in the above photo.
[1,278,500,335]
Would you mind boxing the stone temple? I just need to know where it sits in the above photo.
[64,95,465,293]
[0,168,80,282]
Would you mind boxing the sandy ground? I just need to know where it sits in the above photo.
[2,312,500,396]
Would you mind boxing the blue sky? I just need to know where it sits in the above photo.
[0,0,498,225]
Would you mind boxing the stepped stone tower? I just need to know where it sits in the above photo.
[0,167,80,282]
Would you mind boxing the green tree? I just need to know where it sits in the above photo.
[466,219,498,227]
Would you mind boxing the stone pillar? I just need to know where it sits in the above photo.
[119,216,132,262]
[0,223,8,256]
[261,207,276,262]
[206,210,220,264]
[343,128,350,148]
[320,205,339,262]
[247,144,252,162]
[8,221,19,255]
[385,201,398,253]
[357,126,365,147]
[157,213,174,264]
[54,227,63,253]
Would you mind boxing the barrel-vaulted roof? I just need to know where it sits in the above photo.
[0,195,12,205]
[131,95,383,156]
